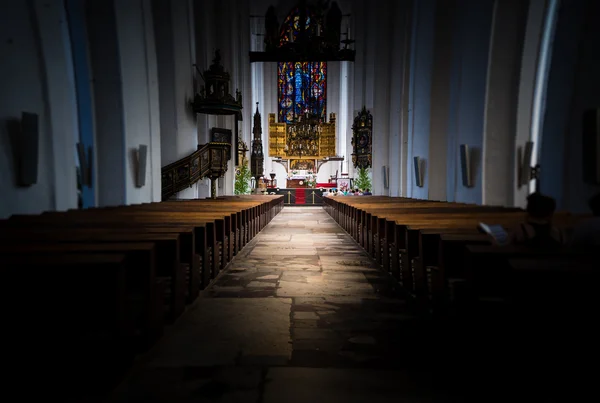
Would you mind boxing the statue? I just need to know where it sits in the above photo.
[212,49,221,65]
[236,89,242,105]
[264,6,279,51]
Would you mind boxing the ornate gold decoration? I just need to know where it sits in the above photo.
[268,112,336,159]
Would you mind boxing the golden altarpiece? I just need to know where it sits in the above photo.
[268,112,341,187]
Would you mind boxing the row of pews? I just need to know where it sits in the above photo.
[323,196,598,316]
[0,195,283,398]
[324,196,600,396]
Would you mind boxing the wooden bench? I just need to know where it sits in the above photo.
[0,195,284,397]
[323,196,593,318]
[1,253,139,390]
[0,230,186,320]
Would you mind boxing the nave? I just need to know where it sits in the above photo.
[110,206,447,402]
[108,206,591,403]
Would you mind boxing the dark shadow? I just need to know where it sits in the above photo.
[130,147,139,187]
[5,118,21,186]
[470,146,481,185]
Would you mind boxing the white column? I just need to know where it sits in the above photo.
[513,0,547,207]
[482,0,528,206]
[33,0,79,210]
[143,0,162,202]
[115,0,158,204]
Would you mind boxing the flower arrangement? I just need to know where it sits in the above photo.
[306,174,317,188]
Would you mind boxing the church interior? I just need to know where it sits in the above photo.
[1,0,599,401]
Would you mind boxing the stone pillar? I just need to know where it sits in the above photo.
[482,0,528,206]
[116,0,161,204]
[86,0,126,207]
[513,0,548,207]
[153,0,197,200]
[427,0,456,201]
[446,0,495,204]
[406,0,436,199]
[33,0,79,211]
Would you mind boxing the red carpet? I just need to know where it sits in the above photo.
[317,183,336,188]
[295,188,306,204]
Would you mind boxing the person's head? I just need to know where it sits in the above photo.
[589,192,600,216]
[526,192,556,220]
[365,188,370,192]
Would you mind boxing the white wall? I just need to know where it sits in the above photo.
[154,0,197,200]
[0,0,78,218]
[482,0,528,206]
[116,0,161,204]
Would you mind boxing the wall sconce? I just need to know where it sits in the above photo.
[76,142,93,187]
[460,144,472,188]
[518,141,534,188]
[135,144,148,188]
[382,165,389,189]
[413,156,424,187]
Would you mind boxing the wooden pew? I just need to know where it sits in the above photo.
[0,195,284,399]
[1,253,139,391]
[464,245,599,300]
[0,242,167,349]
[323,196,591,317]
[0,229,186,320]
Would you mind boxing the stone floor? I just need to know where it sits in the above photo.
[105,207,523,402]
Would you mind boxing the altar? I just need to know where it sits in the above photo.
[287,179,308,188]
[286,169,314,188]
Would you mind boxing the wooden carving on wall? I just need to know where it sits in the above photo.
[351,106,372,169]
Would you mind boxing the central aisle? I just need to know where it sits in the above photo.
[112,207,452,402]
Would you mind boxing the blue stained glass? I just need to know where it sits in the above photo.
[276,8,327,124]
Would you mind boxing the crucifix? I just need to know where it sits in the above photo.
[238,138,249,165]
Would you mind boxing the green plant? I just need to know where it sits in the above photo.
[354,167,372,192]
[234,161,252,195]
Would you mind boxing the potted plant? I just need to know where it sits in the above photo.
[234,160,252,194]
[354,167,372,193]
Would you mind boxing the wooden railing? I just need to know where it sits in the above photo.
[161,142,231,201]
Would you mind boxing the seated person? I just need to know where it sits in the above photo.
[510,192,566,247]
[570,192,600,247]
[363,188,372,196]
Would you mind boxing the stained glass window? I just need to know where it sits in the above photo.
[278,7,312,46]
[278,62,327,124]
[277,7,327,124]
